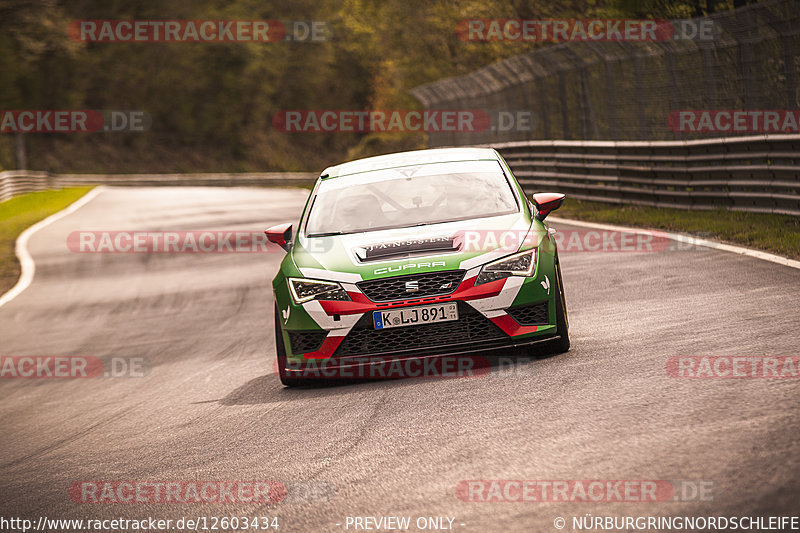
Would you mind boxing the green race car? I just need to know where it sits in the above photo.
[266,147,569,386]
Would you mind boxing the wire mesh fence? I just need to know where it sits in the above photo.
[411,0,800,146]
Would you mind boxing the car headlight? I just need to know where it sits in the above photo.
[474,248,537,285]
[288,277,351,304]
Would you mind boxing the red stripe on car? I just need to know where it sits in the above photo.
[302,336,345,359]
[489,314,539,336]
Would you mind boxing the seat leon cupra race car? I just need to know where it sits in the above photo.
[266,147,569,386]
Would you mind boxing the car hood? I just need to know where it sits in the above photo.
[290,212,545,282]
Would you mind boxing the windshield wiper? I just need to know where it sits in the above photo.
[306,231,352,237]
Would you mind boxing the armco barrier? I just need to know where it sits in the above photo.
[493,134,800,216]
[2,136,798,216]
[0,170,53,201]
[0,172,317,202]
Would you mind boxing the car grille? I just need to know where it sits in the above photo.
[288,330,328,354]
[357,270,466,302]
[506,301,549,326]
[334,303,507,358]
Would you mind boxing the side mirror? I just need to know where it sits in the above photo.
[531,193,565,222]
[265,223,293,252]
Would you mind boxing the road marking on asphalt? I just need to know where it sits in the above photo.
[0,186,105,309]
[548,215,800,270]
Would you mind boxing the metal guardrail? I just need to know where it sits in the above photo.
[493,134,800,216]
[0,170,52,201]
[2,135,799,216]
[0,171,318,202]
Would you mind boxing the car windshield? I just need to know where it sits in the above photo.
[305,160,518,236]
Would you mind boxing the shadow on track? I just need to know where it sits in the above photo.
[217,351,561,406]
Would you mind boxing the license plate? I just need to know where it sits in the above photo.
[373,303,458,330]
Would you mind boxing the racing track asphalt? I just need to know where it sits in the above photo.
[0,187,799,532]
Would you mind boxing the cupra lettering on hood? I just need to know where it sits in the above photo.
[374,261,446,275]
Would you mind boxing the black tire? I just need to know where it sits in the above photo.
[539,254,570,355]
[275,304,303,387]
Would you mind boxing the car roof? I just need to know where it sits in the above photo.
[319,147,499,179]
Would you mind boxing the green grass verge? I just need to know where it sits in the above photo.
[551,198,800,260]
[0,188,93,296]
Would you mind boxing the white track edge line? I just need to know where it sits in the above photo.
[0,187,105,309]
[548,215,800,271]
